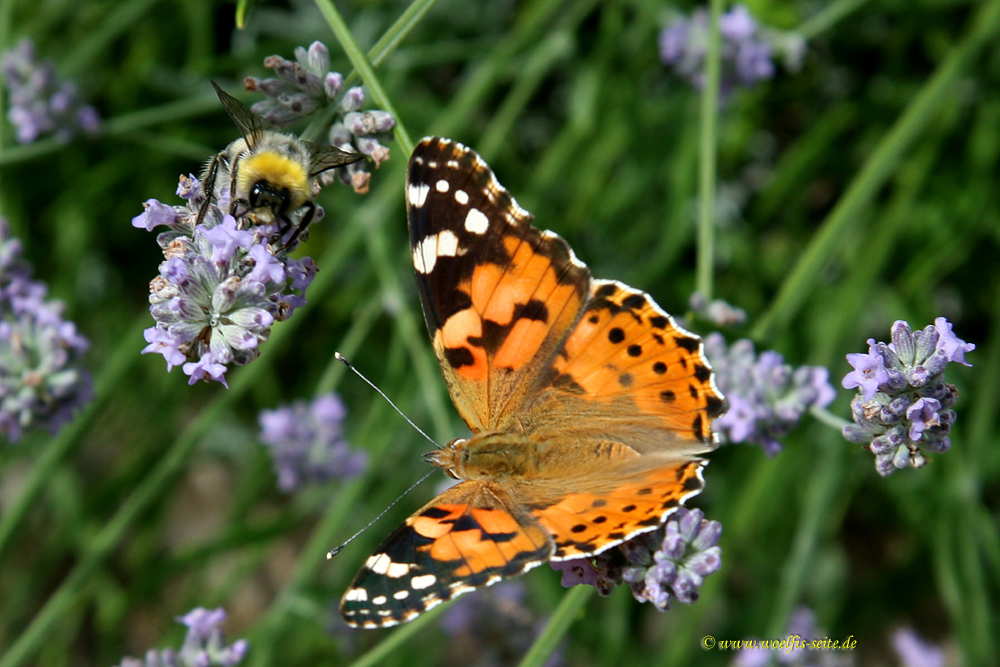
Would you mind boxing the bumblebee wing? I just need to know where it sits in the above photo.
[211,81,268,147]
[304,141,364,176]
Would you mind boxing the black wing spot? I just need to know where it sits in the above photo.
[588,315,599,324]
[637,487,652,495]
[706,395,726,418]
[660,390,676,403]
[675,336,699,352]
[607,531,625,541]
[608,328,625,344]
[623,294,646,310]
[650,315,668,329]
[653,333,665,345]
[663,498,679,509]
[653,361,667,374]
[689,385,698,400]
[618,373,633,388]
[595,284,616,298]
[593,516,607,524]
[591,499,608,508]
[517,299,549,322]
[622,504,637,513]
[694,363,711,383]
[444,346,475,369]
[627,344,642,357]
[692,415,708,442]
[683,475,703,491]
[571,524,587,533]
[421,506,453,519]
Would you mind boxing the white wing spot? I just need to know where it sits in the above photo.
[413,230,461,274]
[464,208,489,235]
[411,574,437,590]
[428,161,438,168]
[435,179,450,193]
[365,553,391,574]
[454,189,469,205]
[344,587,368,602]
[386,562,413,578]
[447,160,460,168]
[372,595,388,606]
[407,183,429,208]
[393,590,410,600]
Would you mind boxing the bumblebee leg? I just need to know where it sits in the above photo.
[196,154,222,226]
[281,201,315,250]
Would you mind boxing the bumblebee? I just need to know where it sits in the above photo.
[198,81,363,246]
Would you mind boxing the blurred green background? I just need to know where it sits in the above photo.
[0,0,997,665]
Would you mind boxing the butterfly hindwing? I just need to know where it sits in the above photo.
[519,459,706,560]
[406,137,591,431]
[340,481,552,628]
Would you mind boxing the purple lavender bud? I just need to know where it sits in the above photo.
[324,71,343,99]
[890,320,917,366]
[934,317,975,365]
[551,559,599,587]
[906,397,942,441]
[843,342,889,402]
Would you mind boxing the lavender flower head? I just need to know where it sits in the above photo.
[133,175,317,387]
[659,5,805,97]
[555,507,722,612]
[244,41,395,194]
[842,318,974,476]
[440,581,564,667]
[1,218,92,443]
[1,38,100,144]
[704,333,836,456]
[258,393,366,492]
[116,607,248,667]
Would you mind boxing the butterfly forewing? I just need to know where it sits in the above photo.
[406,138,591,432]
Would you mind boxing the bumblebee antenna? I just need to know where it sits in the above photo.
[326,468,437,558]
[335,352,441,450]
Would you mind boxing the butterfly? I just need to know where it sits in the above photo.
[340,137,726,628]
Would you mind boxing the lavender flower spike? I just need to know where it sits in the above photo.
[704,333,836,456]
[659,4,802,98]
[135,174,317,386]
[243,40,396,194]
[259,393,367,492]
[115,606,248,667]
[1,218,93,443]
[842,317,973,476]
[1,38,100,144]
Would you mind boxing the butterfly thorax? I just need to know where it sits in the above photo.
[427,433,542,481]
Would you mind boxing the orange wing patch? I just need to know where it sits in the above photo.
[550,280,726,444]
[524,460,706,559]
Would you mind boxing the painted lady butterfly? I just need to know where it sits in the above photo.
[340,137,726,628]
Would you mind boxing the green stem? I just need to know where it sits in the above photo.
[695,0,723,302]
[751,0,1000,342]
[63,0,161,77]
[517,585,593,667]
[0,316,147,560]
[317,0,414,156]
[795,0,870,41]
[344,602,451,667]
[764,431,846,638]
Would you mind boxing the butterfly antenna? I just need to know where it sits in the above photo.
[327,468,437,558]
[335,352,441,449]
